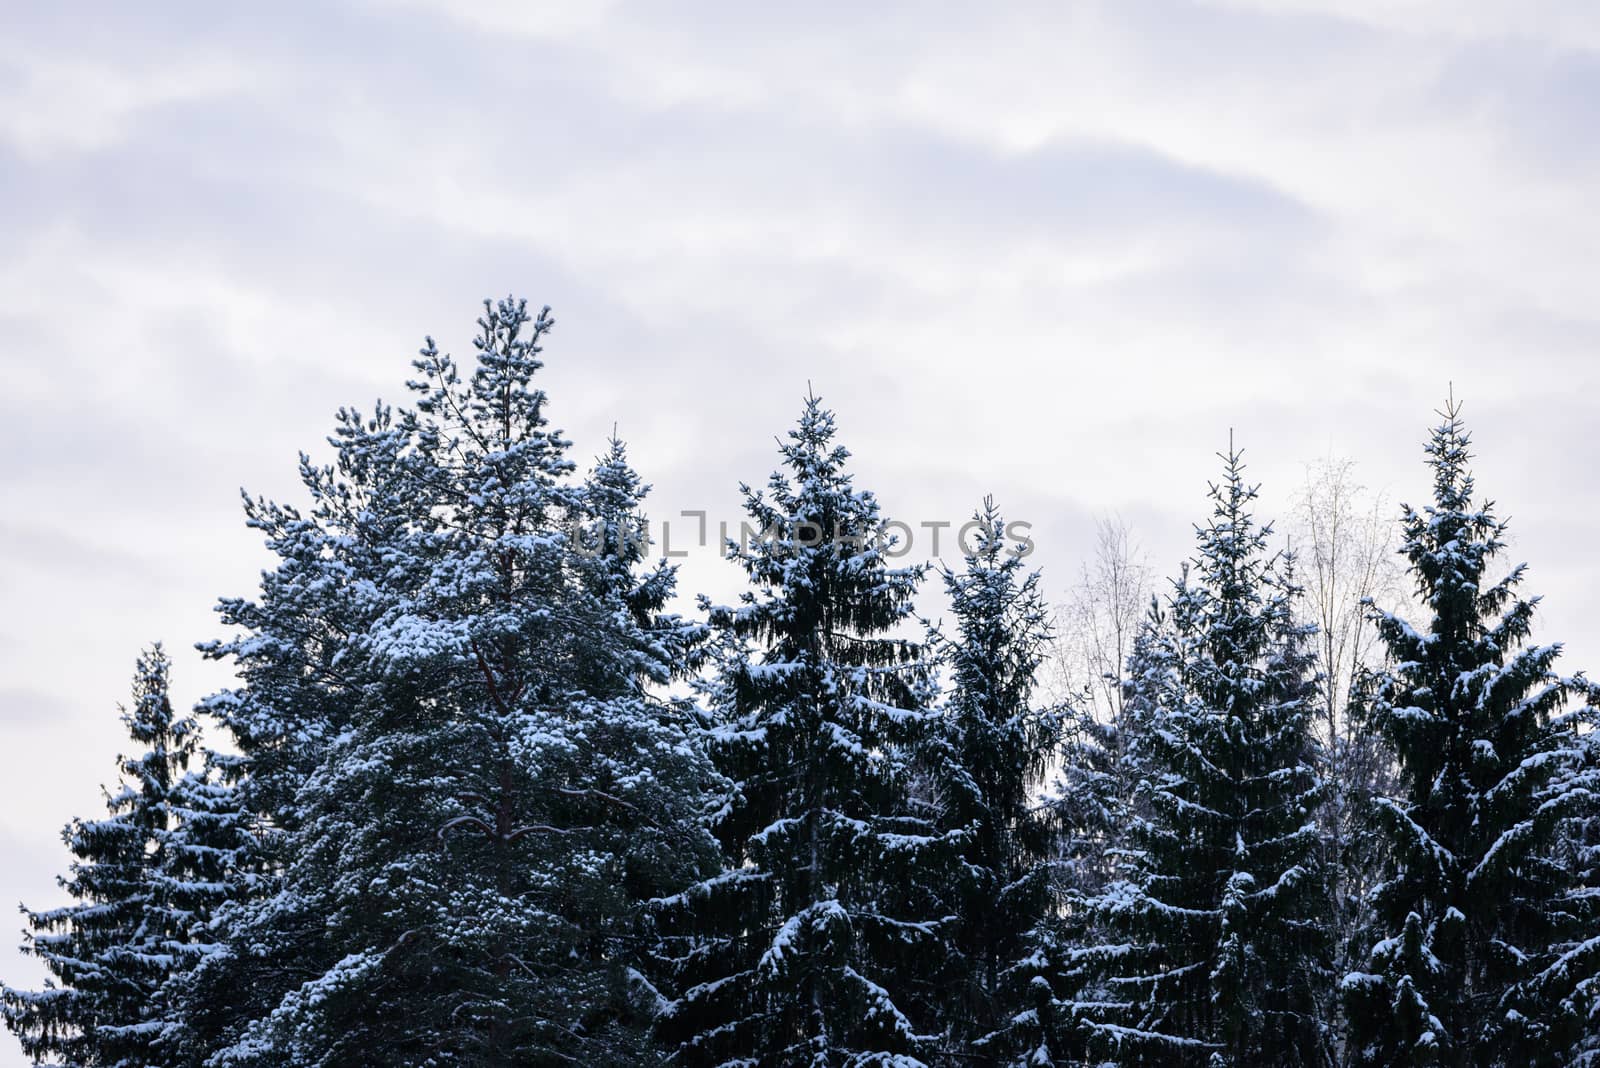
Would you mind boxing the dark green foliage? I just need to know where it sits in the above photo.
[2,646,237,1068]
[923,499,1062,1064]
[14,291,1600,1068]
[1341,401,1599,1067]
[658,394,947,1067]
[180,299,722,1066]
[1085,445,1331,1067]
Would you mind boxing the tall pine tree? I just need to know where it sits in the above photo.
[183,298,722,1066]
[3,646,216,1067]
[1341,399,1599,1067]
[923,499,1061,1064]
[1085,444,1331,1067]
[173,391,423,1064]
[658,393,947,1067]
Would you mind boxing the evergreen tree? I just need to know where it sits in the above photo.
[174,391,426,1064]
[1550,763,1600,1067]
[922,499,1061,1064]
[1085,444,1331,1067]
[148,748,257,1064]
[657,393,946,1067]
[185,298,721,1066]
[2,646,210,1066]
[172,387,421,1063]
[1341,399,1599,1067]
[1001,601,1176,1067]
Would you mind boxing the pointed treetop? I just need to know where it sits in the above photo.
[1426,388,1476,516]
[122,642,175,744]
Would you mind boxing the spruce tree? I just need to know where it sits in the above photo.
[657,393,946,1067]
[185,298,721,1066]
[1085,444,1331,1067]
[1000,602,1173,1067]
[1549,775,1600,1066]
[1341,399,1599,1067]
[2,646,210,1067]
[147,748,257,1064]
[923,499,1061,1063]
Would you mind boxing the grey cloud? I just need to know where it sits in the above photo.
[0,688,77,728]
[1428,39,1600,172]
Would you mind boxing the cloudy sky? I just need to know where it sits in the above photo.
[2,0,1597,1035]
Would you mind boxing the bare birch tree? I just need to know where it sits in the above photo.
[1290,454,1407,1029]
[1293,456,1405,744]
[1049,515,1153,727]
[1045,516,1154,896]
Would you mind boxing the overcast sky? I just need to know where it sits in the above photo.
[2,1,1598,1039]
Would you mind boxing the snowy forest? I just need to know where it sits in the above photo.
[4,296,1598,1068]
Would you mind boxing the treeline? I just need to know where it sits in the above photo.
[5,297,1598,1067]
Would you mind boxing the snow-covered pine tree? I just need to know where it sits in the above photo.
[197,403,415,831]
[185,298,721,1066]
[169,391,422,1063]
[657,393,946,1067]
[997,599,1174,1067]
[1084,443,1331,1067]
[1341,399,1599,1067]
[565,431,733,1036]
[1552,755,1600,1066]
[173,376,432,1063]
[2,646,208,1067]
[147,745,257,1063]
[920,498,1061,1063]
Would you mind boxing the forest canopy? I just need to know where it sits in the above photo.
[5,298,1597,1068]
